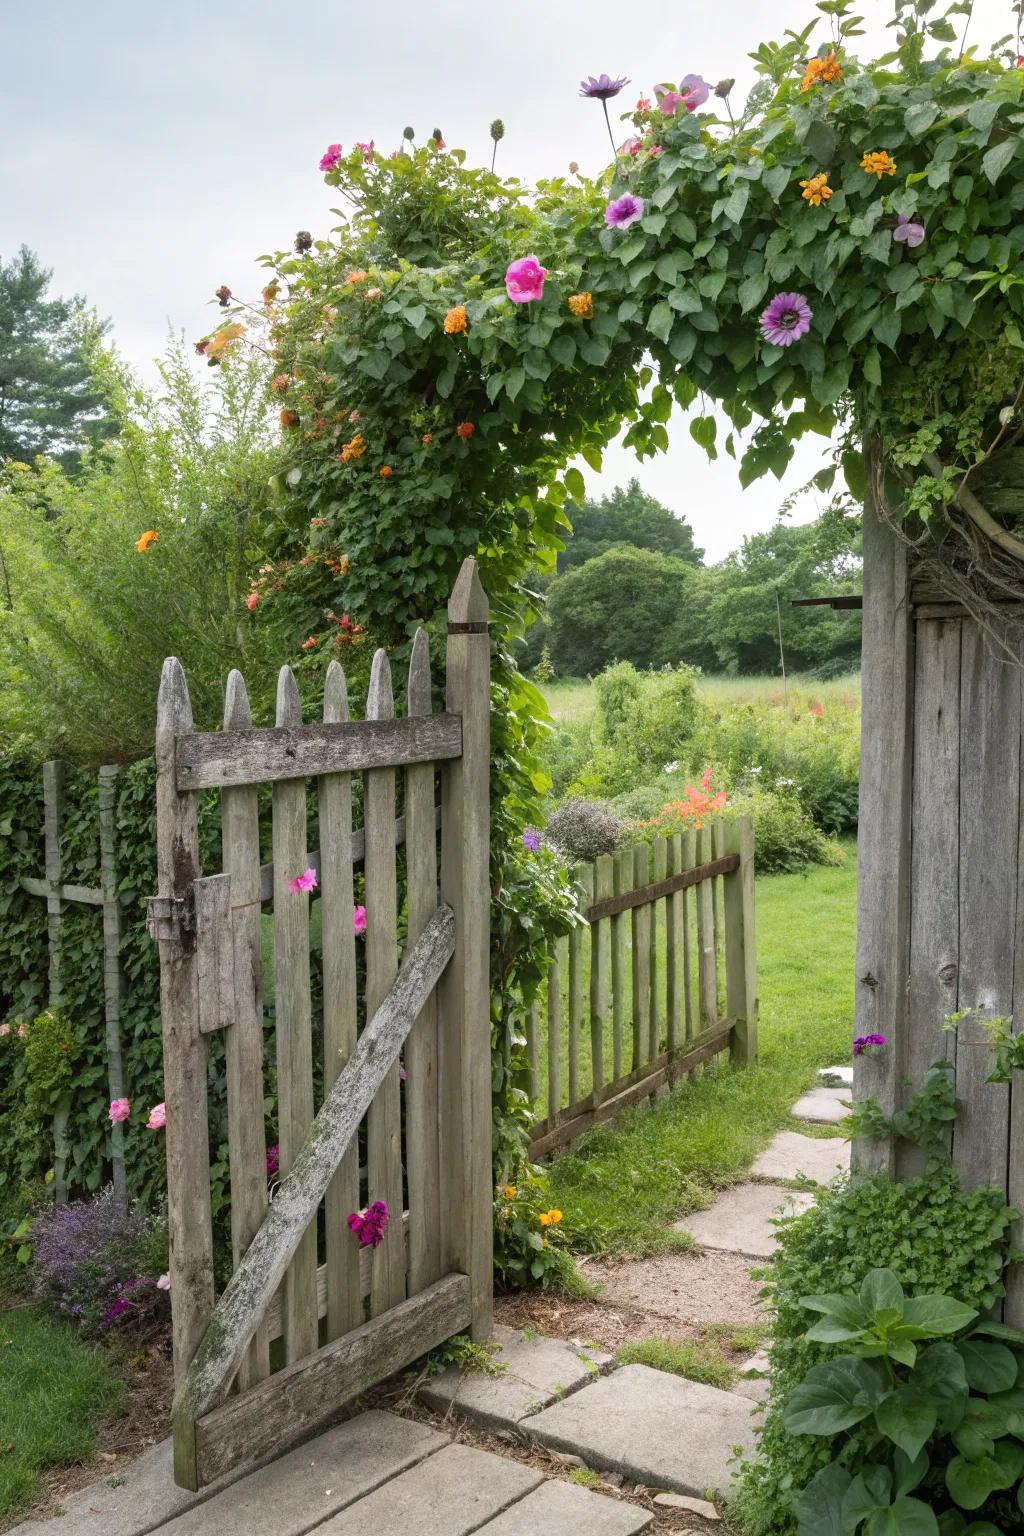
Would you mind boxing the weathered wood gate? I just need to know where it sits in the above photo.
[150,558,492,1490]
[855,509,1024,1324]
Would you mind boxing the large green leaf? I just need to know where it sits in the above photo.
[784,1357,889,1436]
[876,1389,938,1461]
[865,1500,939,1536]
[862,1269,906,1322]
[982,139,1016,186]
[946,1454,1007,1510]
[647,302,674,345]
[957,1339,1018,1391]
[795,1464,851,1536]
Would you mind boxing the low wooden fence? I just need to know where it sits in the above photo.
[526,817,756,1159]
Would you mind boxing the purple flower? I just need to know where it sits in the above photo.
[893,214,926,248]
[579,74,630,100]
[759,292,813,348]
[605,194,645,230]
[657,75,710,115]
[347,1199,390,1249]
[100,1297,131,1328]
[522,828,542,853]
[853,1033,887,1056]
[266,1144,280,1177]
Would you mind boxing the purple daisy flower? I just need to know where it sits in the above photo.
[759,292,813,347]
[893,214,926,248]
[579,73,630,100]
[605,193,645,230]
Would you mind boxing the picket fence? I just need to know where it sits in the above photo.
[526,817,757,1159]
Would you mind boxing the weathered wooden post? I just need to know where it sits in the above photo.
[97,765,127,1209]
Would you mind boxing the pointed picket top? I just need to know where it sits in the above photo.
[323,659,349,725]
[157,657,194,733]
[407,628,432,717]
[448,556,488,624]
[276,665,302,728]
[366,648,394,721]
[223,669,253,730]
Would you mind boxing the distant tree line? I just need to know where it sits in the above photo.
[523,478,862,678]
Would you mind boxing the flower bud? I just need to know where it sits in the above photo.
[295,230,313,253]
[714,78,735,98]
[403,125,415,140]
[490,118,505,142]
[568,160,580,174]
[215,284,232,307]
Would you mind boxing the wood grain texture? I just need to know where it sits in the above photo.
[527,1001,540,1107]
[665,834,681,1057]
[20,876,103,905]
[405,629,442,1298]
[696,826,717,1032]
[364,649,405,1316]
[649,836,666,1060]
[568,867,587,1106]
[547,943,562,1122]
[1009,653,1024,1328]
[681,830,697,1043]
[220,673,270,1390]
[97,766,127,1210]
[584,855,739,920]
[193,875,235,1035]
[611,849,630,1080]
[631,844,651,1069]
[723,818,758,1066]
[177,714,461,790]
[590,854,612,1104]
[271,667,318,1364]
[319,660,362,1341]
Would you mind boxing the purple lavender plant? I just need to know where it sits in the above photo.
[31,1188,168,1335]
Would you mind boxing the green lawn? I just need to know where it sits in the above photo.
[542,672,861,726]
[0,1307,124,1523]
[547,845,857,1255]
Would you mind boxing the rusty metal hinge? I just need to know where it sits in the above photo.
[146,893,193,944]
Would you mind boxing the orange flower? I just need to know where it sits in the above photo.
[568,292,593,318]
[280,408,300,429]
[538,1209,563,1227]
[206,322,246,362]
[365,286,383,300]
[801,50,842,90]
[346,269,369,285]
[302,635,320,650]
[339,433,367,463]
[860,150,896,179]
[262,280,280,305]
[135,530,159,552]
[379,465,393,477]
[800,172,833,206]
[444,305,468,334]
[271,373,291,393]
[310,516,328,528]
[421,433,434,445]
[456,421,475,439]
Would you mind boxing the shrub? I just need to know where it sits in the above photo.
[544,799,622,863]
[583,661,708,795]
[727,782,845,875]
[493,1174,581,1292]
[31,1188,169,1336]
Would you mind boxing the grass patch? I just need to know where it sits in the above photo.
[569,1466,603,1488]
[548,847,857,1255]
[616,1322,770,1389]
[542,672,861,727]
[0,1307,124,1523]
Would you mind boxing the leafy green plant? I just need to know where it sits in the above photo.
[493,1174,582,1291]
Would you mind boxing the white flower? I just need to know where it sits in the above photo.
[663,760,680,774]
[776,777,796,788]
[750,765,762,775]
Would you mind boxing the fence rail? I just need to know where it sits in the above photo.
[526,816,756,1159]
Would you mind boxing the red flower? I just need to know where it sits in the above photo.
[456,421,475,439]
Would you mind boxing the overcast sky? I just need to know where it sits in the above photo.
[2,0,1014,558]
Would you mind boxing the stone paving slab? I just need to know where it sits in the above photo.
[791,1086,851,1125]
[819,1065,853,1088]
[419,1324,612,1430]
[313,1443,542,1535]
[678,1183,815,1259]
[732,1350,771,1403]
[751,1130,849,1185]
[526,1365,757,1500]
[479,1478,654,1533]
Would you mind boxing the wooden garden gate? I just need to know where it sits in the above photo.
[150,558,492,1491]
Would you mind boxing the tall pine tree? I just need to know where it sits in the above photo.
[0,247,114,472]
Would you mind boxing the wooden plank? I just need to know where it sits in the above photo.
[20,876,104,905]
[585,855,740,921]
[695,827,717,1031]
[568,867,587,1108]
[682,831,697,1042]
[194,875,235,1034]
[319,660,362,1341]
[220,673,270,1391]
[547,943,562,1121]
[97,766,127,1210]
[953,619,1020,1192]
[171,906,457,1488]
[526,1002,540,1107]
[1009,652,1024,1328]
[590,854,612,1105]
[902,618,961,1178]
[438,558,493,1343]
[631,845,650,1068]
[271,666,318,1365]
[649,837,666,1060]
[852,499,914,1177]
[711,820,724,1000]
[195,1274,470,1488]
[177,714,462,791]
[665,834,683,1056]
[611,849,630,1081]
[155,660,215,1407]
[405,629,442,1298]
[723,818,757,1065]
[256,810,436,904]
[364,649,405,1317]
[42,761,65,1009]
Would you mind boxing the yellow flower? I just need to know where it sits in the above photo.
[860,150,896,179]
[801,50,843,91]
[503,1185,517,1199]
[568,292,593,319]
[800,172,833,207]
[444,305,468,334]
[135,530,159,552]
[538,1208,563,1227]
[206,322,246,362]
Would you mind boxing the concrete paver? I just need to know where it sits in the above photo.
[678,1183,815,1259]
[791,1087,851,1125]
[418,1324,612,1430]
[478,1478,653,1533]
[751,1130,849,1185]
[312,1443,541,1535]
[818,1065,853,1088]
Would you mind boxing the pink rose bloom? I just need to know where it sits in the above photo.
[356,140,375,162]
[146,1102,166,1130]
[246,592,259,610]
[319,143,343,171]
[347,1200,389,1248]
[0,1023,10,1038]
[156,1273,171,1291]
[353,904,367,936]
[505,255,549,304]
[109,1097,131,1124]
[288,867,318,895]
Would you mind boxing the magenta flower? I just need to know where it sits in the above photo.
[605,194,645,230]
[266,1144,280,1177]
[356,140,375,162]
[101,1296,132,1328]
[523,829,542,852]
[319,143,343,171]
[288,867,318,895]
[893,214,926,248]
[353,904,367,936]
[579,74,630,100]
[619,137,643,158]
[108,1097,131,1125]
[759,292,813,348]
[347,1199,390,1248]
[657,76,710,116]
[853,1033,887,1056]
[505,255,549,304]
[146,1102,166,1130]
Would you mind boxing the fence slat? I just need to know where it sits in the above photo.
[527,1002,540,1106]
[665,833,682,1057]
[320,660,362,1340]
[649,836,666,1061]
[696,825,718,1032]
[547,943,562,1121]
[97,765,127,1210]
[591,854,612,1105]
[611,848,630,1080]
[364,649,405,1316]
[631,844,651,1067]
[723,818,758,1065]
[681,830,697,1042]
[221,673,270,1388]
[568,867,588,1106]
[405,629,442,1298]
[272,666,318,1364]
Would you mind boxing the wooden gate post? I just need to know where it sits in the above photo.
[439,558,493,1342]
[98,766,128,1210]
[41,760,72,1203]
[723,817,758,1065]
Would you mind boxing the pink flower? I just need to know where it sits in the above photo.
[319,143,343,171]
[0,1023,9,1037]
[246,592,259,611]
[505,255,549,304]
[17,1023,27,1038]
[636,96,652,111]
[288,867,318,895]
[356,140,375,162]
[146,1102,166,1130]
[353,904,367,936]
[156,1273,171,1291]
[266,1144,280,1176]
[701,766,713,792]
[347,1200,389,1248]
[808,701,824,717]
[620,137,643,157]
[109,1098,131,1125]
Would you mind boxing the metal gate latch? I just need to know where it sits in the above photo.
[146,894,193,943]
